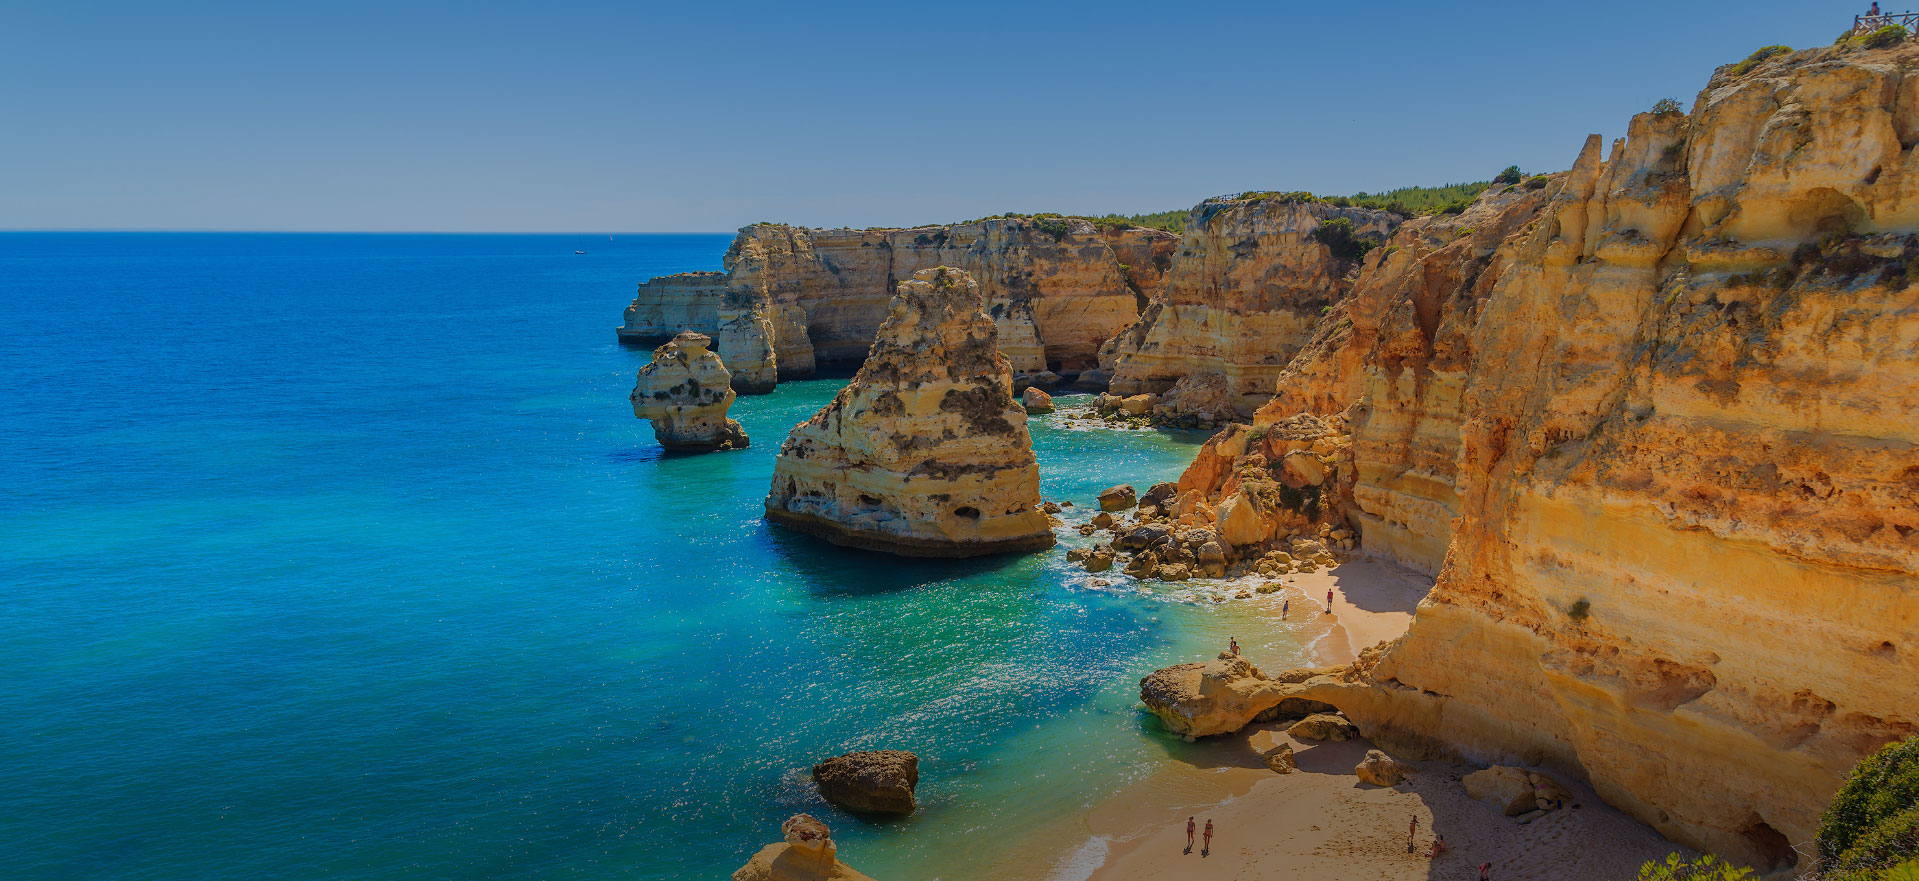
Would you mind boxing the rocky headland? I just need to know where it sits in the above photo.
[620,217,1177,389]
[628,331,749,452]
[764,266,1054,557]
[1129,41,1919,872]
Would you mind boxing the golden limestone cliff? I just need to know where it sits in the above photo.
[764,267,1054,557]
[1100,198,1400,416]
[620,219,1178,389]
[1227,44,1919,872]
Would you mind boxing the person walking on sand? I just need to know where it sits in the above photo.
[1479,861,1493,881]
[1202,818,1214,855]
[1282,598,1290,618]
[1407,813,1418,853]
[1185,816,1195,852]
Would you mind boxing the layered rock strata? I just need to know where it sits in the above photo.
[620,219,1178,388]
[628,332,749,451]
[1101,198,1400,415]
[1234,45,1919,872]
[764,267,1054,557]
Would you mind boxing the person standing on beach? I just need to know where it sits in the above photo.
[1282,598,1290,618]
[1202,818,1213,854]
[1325,588,1334,613]
[1407,813,1418,852]
[1185,816,1195,851]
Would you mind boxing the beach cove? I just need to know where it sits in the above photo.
[3,232,1343,881]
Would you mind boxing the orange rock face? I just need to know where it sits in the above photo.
[1239,44,1919,873]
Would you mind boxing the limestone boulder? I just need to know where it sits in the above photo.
[1021,386,1054,414]
[1263,743,1297,774]
[1355,750,1411,786]
[812,750,919,815]
[630,332,750,452]
[1118,394,1156,416]
[764,267,1053,557]
[1463,766,1537,816]
[1139,652,1289,737]
[731,814,876,881]
[1098,485,1138,511]
[1288,713,1357,742]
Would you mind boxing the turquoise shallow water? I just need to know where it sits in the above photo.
[0,233,1305,880]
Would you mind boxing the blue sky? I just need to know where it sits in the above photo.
[0,0,1856,231]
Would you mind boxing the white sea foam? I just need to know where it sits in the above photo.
[1045,835,1111,881]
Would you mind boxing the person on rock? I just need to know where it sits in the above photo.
[1202,818,1214,855]
[1229,637,1240,655]
[1185,816,1195,852]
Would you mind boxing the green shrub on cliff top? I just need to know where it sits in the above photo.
[1820,736,1919,873]
[1494,165,1523,185]
[1730,45,1792,76]
[1636,853,1756,881]
[1652,98,1685,116]
[1858,26,1908,50]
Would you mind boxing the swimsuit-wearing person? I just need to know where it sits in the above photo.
[1426,833,1449,858]
[1326,588,1334,613]
[1479,861,1493,881]
[1282,598,1290,618]
[1202,818,1214,853]
[1185,816,1195,850]
[1229,637,1240,655]
[1408,814,1419,852]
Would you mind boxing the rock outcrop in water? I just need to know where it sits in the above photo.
[732,814,875,881]
[629,332,749,452]
[764,267,1054,556]
[620,219,1178,388]
[812,750,919,815]
[1100,198,1400,416]
[1221,44,1919,871]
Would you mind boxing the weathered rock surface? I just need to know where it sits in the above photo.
[732,814,876,881]
[629,332,749,451]
[1289,713,1358,742]
[812,750,919,815]
[1355,749,1411,786]
[765,267,1053,557]
[621,218,1178,386]
[1139,652,1288,737]
[1102,197,1400,416]
[1021,386,1054,414]
[1098,484,1137,512]
[1263,742,1297,774]
[1237,45,1919,871]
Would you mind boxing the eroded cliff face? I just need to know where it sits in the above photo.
[629,332,750,452]
[620,219,1177,388]
[1253,45,1919,871]
[764,267,1054,557]
[1101,198,1401,415]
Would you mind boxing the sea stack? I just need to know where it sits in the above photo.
[764,266,1054,556]
[629,332,750,452]
[730,814,874,881]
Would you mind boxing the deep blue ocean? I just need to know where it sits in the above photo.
[0,233,1311,880]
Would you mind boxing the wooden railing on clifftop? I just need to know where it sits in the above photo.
[1854,12,1919,34]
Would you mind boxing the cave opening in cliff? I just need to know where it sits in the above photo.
[1740,818,1797,870]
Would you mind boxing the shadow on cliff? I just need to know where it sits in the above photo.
[764,527,1028,597]
[1328,558,1432,616]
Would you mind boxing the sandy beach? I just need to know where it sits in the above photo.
[1037,556,1692,881]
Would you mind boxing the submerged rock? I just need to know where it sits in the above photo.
[1139,652,1288,737]
[812,750,919,815]
[629,332,750,452]
[764,267,1053,557]
[731,814,876,881]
